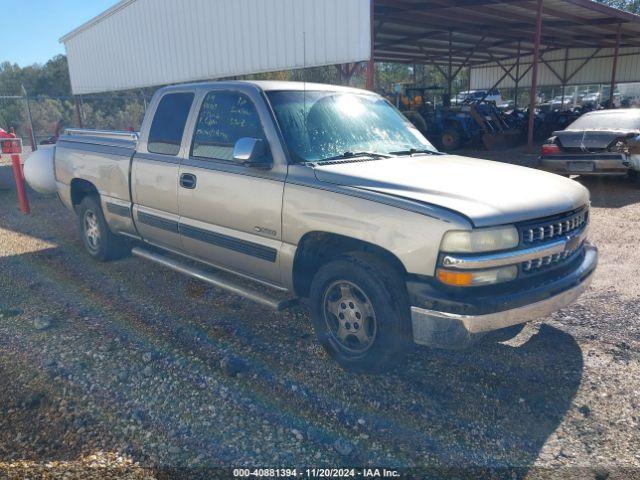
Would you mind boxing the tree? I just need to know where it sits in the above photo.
[0,55,150,139]
[596,0,640,13]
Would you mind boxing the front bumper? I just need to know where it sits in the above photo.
[539,153,629,175]
[410,243,597,348]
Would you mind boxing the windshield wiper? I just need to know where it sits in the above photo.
[389,148,440,156]
[318,151,393,162]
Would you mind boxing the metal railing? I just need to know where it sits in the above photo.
[64,128,139,141]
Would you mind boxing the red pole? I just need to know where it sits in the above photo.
[527,0,544,152]
[11,153,30,214]
[609,23,622,108]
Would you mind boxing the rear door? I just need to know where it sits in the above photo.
[177,86,287,286]
[131,90,195,249]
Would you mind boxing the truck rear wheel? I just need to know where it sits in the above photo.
[77,195,129,262]
[309,253,412,373]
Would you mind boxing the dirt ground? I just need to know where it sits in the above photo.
[0,153,639,479]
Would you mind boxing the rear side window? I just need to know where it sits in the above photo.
[148,92,194,155]
[191,91,265,161]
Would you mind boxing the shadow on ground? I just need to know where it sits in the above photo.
[575,175,640,209]
[0,220,584,479]
[0,175,587,477]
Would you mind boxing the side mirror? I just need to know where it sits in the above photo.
[233,137,272,169]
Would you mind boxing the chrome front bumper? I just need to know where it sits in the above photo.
[411,243,597,348]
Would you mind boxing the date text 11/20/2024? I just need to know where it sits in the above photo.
[233,468,401,478]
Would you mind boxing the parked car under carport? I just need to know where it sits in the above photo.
[539,109,640,178]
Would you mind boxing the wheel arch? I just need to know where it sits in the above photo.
[292,231,407,298]
[70,178,99,211]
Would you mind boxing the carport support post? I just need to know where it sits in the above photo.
[609,23,622,108]
[514,42,521,109]
[561,48,569,111]
[366,0,375,91]
[366,62,375,92]
[447,29,453,104]
[527,0,544,152]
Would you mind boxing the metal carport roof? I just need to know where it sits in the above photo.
[61,0,640,147]
[367,0,640,148]
[61,0,640,93]
[372,0,640,67]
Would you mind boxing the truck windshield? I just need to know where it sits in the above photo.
[266,90,437,163]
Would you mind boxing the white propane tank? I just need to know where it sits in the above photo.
[23,145,57,195]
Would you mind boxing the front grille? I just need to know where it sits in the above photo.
[522,248,580,274]
[518,207,589,275]
[519,208,588,245]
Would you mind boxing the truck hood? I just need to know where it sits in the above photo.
[313,155,589,227]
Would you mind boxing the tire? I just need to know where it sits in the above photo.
[77,195,129,262]
[440,128,462,151]
[309,253,412,374]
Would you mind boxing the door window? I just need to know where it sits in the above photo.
[191,91,265,161]
[148,92,194,156]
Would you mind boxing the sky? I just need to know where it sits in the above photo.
[0,0,117,66]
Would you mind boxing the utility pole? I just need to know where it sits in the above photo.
[21,85,37,152]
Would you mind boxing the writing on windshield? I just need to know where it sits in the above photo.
[267,90,436,163]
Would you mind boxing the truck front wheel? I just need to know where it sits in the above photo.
[309,253,412,373]
[77,195,129,262]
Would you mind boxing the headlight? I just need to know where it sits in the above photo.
[437,265,518,287]
[440,226,519,253]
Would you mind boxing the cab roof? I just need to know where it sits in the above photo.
[159,80,372,95]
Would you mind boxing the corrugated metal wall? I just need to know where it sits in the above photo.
[470,47,640,90]
[62,0,371,94]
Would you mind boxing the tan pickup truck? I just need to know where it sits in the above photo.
[28,81,597,372]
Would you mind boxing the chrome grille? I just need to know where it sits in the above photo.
[522,248,579,273]
[521,208,588,245]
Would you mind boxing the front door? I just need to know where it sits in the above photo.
[177,87,286,286]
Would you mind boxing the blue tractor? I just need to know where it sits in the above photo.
[390,86,522,151]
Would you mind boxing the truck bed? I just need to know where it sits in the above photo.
[54,129,139,238]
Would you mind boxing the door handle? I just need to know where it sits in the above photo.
[180,173,197,189]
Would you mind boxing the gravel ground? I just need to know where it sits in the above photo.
[0,156,639,479]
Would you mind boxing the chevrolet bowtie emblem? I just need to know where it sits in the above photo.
[565,234,581,251]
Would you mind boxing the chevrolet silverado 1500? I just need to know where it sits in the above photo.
[28,81,598,372]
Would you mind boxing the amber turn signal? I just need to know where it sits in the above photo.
[437,265,518,287]
[437,269,474,287]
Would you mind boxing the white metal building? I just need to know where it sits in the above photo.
[60,0,371,95]
[62,0,640,148]
[471,46,640,90]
